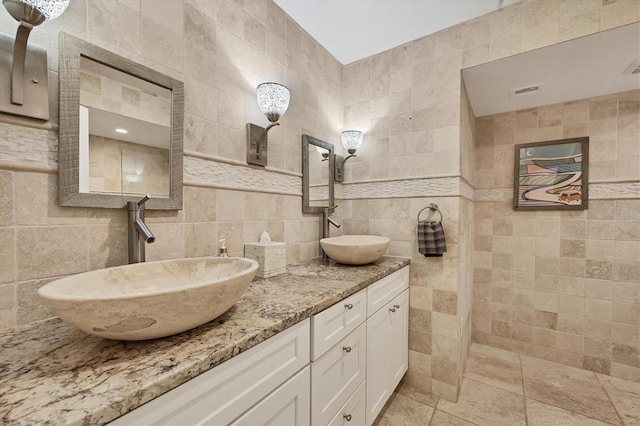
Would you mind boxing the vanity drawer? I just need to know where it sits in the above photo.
[311,323,366,426]
[311,289,366,361]
[367,266,409,317]
[110,319,310,426]
[327,381,366,426]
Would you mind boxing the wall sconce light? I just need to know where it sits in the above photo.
[0,0,70,121]
[246,82,290,167]
[335,130,363,182]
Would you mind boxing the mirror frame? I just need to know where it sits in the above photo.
[302,134,335,214]
[58,32,184,210]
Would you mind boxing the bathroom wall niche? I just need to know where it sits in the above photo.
[58,33,184,210]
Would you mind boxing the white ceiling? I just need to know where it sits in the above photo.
[275,1,639,118]
[88,107,170,149]
[274,0,518,64]
[462,22,640,117]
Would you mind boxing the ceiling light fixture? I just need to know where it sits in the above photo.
[246,82,290,167]
[335,130,363,182]
[0,0,70,120]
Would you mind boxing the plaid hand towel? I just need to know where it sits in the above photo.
[418,221,447,257]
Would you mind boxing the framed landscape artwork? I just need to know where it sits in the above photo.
[513,137,589,210]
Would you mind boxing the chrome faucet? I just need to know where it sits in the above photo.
[322,205,340,239]
[127,195,155,263]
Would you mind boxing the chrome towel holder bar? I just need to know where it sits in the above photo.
[417,203,443,223]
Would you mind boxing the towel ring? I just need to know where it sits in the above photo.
[417,203,443,223]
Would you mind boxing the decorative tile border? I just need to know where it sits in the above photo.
[339,176,462,199]
[590,182,640,200]
[184,156,301,196]
[0,122,57,168]
[474,182,640,202]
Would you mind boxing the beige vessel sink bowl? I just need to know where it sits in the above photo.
[320,235,390,265]
[38,257,258,340]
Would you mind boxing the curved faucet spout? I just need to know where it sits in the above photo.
[134,219,155,243]
[128,195,155,263]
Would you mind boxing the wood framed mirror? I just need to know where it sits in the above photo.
[58,32,184,210]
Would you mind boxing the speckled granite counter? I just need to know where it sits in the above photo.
[0,256,409,426]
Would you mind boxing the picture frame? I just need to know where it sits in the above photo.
[513,137,589,210]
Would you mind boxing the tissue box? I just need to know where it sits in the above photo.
[244,242,286,278]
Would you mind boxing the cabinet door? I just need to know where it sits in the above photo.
[230,366,310,426]
[388,290,408,391]
[110,320,310,426]
[365,305,390,426]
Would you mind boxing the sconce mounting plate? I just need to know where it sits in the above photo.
[246,122,268,166]
[334,154,345,182]
[0,33,49,121]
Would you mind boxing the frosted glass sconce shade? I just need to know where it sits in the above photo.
[256,82,290,123]
[335,130,364,182]
[341,130,364,154]
[4,0,70,22]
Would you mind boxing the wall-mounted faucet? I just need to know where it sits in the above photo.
[322,205,340,240]
[127,195,156,264]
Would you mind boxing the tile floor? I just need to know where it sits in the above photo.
[375,343,640,426]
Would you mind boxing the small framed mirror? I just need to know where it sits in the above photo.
[58,33,184,210]
[302,134,335,213]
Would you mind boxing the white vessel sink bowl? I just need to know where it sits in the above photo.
[38,257,258,340]
[320,235,390,265]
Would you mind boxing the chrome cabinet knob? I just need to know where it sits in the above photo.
[344,303,353,309]
[343,414,352,422]
[389,308,396,312]
[394,304,400,309]
[343,346,352,353]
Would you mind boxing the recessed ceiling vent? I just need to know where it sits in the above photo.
[624,59,640,75]
[510,83,544,98]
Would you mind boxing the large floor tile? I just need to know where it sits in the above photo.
[598,374,640,426]
[469,343,521,364]
[396,381,439,408]
[376,393,434,426]
[430,409,479,425]
[465,344,524,395]
[521,356,622,425]
[526,398,615,426]
[437,378,526,426]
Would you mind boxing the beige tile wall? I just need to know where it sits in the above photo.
[339,0,639,401]
[1,0,638,400]
[472,91,640,382]
[0,0,342,330]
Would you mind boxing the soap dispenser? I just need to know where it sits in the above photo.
[219,239,229,257]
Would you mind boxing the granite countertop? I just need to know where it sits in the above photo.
[0,256,409,426]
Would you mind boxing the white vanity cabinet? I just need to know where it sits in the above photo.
[110,265,409,426]
[110,319,310,426]
[365,268,409,426]
[310,266,409,426]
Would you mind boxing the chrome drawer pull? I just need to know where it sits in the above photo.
[343,414,352,422]
[389,308,396,312]
[343,346,352,353]
[394,304,400,309]
[344,303,353,309]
